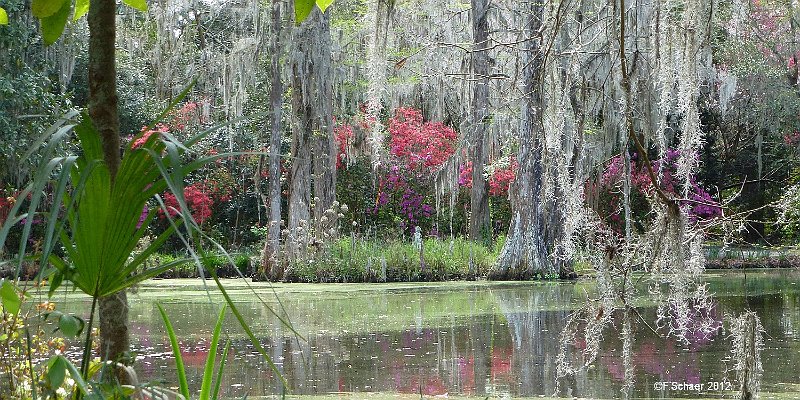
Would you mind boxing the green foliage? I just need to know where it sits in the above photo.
[67,50,162,138]
[149,252,252,278]
[38,0,70,45]
[294,0,336,24]
[0,0,71,188]
[121,0,147,12]
[45,117,189,298]
[157,303,191,400]
[33,0,148,45]
[288,237,503,282]
[73,0,87,20]
[31,0,66,19]
[0,279,22,315]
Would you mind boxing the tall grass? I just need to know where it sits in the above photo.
[286,236,504,283]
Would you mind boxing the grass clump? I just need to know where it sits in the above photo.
[286,237,504,283]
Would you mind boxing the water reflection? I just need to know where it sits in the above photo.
[67,270,800,398]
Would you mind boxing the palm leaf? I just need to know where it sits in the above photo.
[200,305,226,399]
[157,303,191,400]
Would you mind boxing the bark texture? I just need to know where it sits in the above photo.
[490,0,571,279]
[88,0,130,368]
[468,0,491,242]
[261,0,284,279]
[365,0,394,167]
[288,7,334,258]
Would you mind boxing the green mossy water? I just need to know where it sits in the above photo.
[47,269,800,399]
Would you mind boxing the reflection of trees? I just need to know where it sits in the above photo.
[100,280,800,398]
[492,284,598,397]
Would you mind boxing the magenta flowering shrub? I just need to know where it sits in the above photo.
[370,166,435,230]
[596,149,721,232]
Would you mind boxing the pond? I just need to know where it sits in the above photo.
[53,269,800,399]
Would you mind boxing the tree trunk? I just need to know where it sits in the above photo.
[261,0,284,280]
[288,7,334,259]
[491,0,570,279]
[365,0,394,167]
[88,0,130,370]
[287,110,311,261]
[312,134,336,234]
[469,0,491,243]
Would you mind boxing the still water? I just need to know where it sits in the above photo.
[58,269,800,398]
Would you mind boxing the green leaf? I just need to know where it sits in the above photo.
[48,270,63,297]
[40,0,70,45]
[58,314,83,337]
[73,0,89,20]
[294,0,315,24]
[158,304,191,400]
[316,0,334,13]
[212,340,231,400]
[0,280,21,316]
[57,356,91,395]
[122,0,148,12]
[200,305,226,400]
[0,7,8,25]
[47,356,67,388]
[32,0,66,18]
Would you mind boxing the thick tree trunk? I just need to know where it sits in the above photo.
[287,115,312,261]
[288,7,334,259]
[88,0,130,369]
[312,134,336,234]
[261,0,284,280]
[469,0,491,243]
[491,0,571,279]
[309,9,335,234]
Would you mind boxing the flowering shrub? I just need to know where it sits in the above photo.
[597,149,721,232]
[457,157,519,197]
[128,100,208,150]
[334,107,520,236]
[161,183,214,225]
[131,124,169,149]
[388,107,458,172]
[334,123,354,169]
[0,189,16,223]
[159,177,234,226]
[363,108,462,233]
[784,130,800,146]
[168,100,209,132]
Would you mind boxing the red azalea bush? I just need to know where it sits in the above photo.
[131,124,169,149]
[161,183,214,225]
[457,157,518,197]
[334,123,354,169]
[388,107,457,172]
[159,179,234,226]
[168,100,209,132]
[0,189,17,223]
